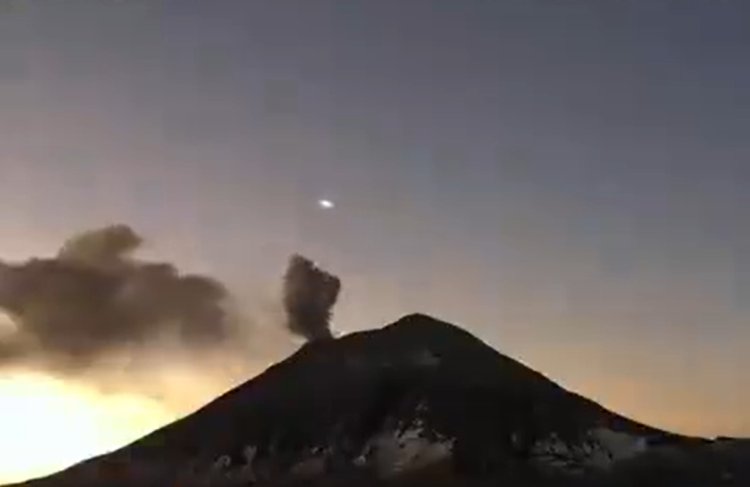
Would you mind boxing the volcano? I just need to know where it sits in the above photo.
[9,314,750,486]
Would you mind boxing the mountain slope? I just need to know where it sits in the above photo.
[9,314,748,486]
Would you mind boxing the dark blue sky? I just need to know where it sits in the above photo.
[0,0,748,435]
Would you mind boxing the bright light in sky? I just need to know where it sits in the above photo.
[318,199,335,209]
[0,372,173,484]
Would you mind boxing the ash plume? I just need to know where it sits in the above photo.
[0,225,347,428]
[282,255,340,341]
[0,224,230,369]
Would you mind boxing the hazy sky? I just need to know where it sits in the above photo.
[0,0,749,440]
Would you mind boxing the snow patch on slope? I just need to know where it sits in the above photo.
[532,428,648,472]
[288,446,330,480]
[361,418,454,478]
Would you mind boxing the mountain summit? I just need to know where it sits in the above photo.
[10,314,750,486]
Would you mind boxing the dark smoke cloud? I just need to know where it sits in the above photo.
[282,255,341,341]
[0,224,230,369]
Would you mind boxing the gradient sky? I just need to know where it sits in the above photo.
[0,0,748,436]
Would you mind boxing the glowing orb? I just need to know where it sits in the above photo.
[318,199,335,209]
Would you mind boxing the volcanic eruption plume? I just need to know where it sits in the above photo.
[282,254,341,341]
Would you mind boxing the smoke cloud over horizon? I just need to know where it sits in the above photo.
[0,225,233,371]
[0,223,344,420]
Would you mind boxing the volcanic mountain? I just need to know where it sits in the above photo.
[9,314,750,486]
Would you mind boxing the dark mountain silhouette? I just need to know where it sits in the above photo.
[8,314,750,486]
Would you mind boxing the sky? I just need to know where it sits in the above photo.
[0,0,749,480]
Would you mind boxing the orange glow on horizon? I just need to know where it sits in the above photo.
[0,371,174,484]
